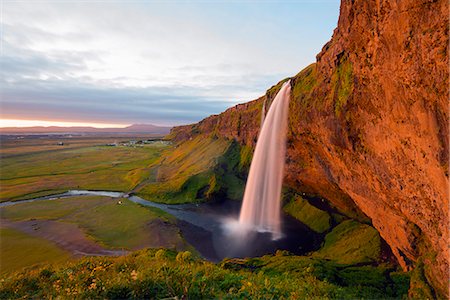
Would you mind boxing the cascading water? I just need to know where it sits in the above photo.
[238,80,291,240]
[261,98,267,126]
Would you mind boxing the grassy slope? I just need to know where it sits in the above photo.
[1,196,186,252]
[137,136,235,203]
[0,228,71,275]
[283,195,331,233]
[0,144,167,201]
[313,220,382,264]
[0,248,410,299]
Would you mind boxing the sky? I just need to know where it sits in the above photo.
[1,0,340,127]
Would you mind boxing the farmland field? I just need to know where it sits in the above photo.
[0,134,193,274]
[0,135,169,201]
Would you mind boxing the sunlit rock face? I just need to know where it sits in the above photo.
[170,0,448,296]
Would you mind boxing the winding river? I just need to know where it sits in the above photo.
[1,190,320,261]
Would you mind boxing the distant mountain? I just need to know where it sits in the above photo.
[0,124,172,134]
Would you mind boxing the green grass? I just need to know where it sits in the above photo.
[0,227,71,275]
[0,144,167,201]
[1,196,186,251]
[313,220,382,264]
[283,195,331,233]
[137,136,232,203]
[0,248,410,299]
[6,133,227,212]
[237,254,409,298]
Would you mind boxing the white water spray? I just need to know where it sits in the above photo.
[238,80,291,240]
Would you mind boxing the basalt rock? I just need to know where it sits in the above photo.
[170,0,448,296]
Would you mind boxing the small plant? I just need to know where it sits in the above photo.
[275,250,292,257]
[176,251,193,263]
[155,249,166,259]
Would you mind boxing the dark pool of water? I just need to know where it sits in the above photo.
[1,190,322,261]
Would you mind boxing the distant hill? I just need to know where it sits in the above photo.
[0,123,172,134]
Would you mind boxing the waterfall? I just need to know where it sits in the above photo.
[238,80,291,240]
[261,97,267,126]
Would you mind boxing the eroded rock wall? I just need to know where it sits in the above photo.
[170,0,449,295]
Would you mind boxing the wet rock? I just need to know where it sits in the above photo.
[169,0,448,296]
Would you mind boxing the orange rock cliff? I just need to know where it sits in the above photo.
[170,0,449,296]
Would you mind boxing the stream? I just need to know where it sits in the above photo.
[0,190,321,261]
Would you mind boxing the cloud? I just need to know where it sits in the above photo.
[1,1,339,125]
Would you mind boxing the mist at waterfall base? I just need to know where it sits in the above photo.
[204,80,315,259]
[173,199,320,261]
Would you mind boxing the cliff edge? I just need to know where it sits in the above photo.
[170,0,449,296]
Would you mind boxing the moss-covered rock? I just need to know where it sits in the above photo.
[408,260,435,299]
[313,220,382,264]
[283,195,331,233]
[330,56,353,116]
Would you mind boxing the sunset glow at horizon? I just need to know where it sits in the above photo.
[0,119,130,128]
[3,1,339,125]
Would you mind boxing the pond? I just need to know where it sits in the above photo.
[1,190,322,261]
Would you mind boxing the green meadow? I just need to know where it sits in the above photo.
[1,196,186,257]
[0,228,71,275]
[0,140,168,201]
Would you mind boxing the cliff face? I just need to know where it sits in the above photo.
[171,0,448,295]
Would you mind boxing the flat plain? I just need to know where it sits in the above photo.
[0,134,189,274]
[0,135,168,201]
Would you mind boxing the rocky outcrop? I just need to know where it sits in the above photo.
[170,0,448,296]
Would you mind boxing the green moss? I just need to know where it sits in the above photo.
[338,265,389,289]
[292,64,318,102]
[331,57,353,116]
[313,220,381,264]
[179,171,212,199]
[287,63,324,129]
[331,213,348,224]
[137,136,231,203]
[136,137,252,203]
[238,144,253,171]
[408,260,434,299]
[283,195,331,233]
[224,255,409,299]
[336,265,410,299]
[389,271,411,298]
[214,141,248,200]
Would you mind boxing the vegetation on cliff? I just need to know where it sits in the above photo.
[0,248,410,299]
[166,0,449,296]
[136,137,247,203]
[283,195,331,233]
